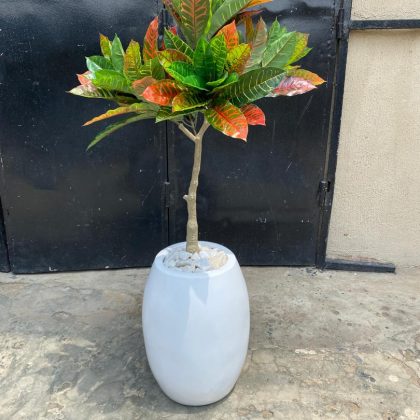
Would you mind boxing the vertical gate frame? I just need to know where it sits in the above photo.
[316,0,397,273]
[315,0,352,269]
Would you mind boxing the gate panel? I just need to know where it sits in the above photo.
[168,1,337,265]
[0,1,167,273]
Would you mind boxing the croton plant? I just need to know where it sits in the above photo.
[69,0,325,254]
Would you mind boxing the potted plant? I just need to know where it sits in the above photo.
[69,0,324,406]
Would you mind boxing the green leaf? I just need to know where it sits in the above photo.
[180,0,211,46]
[124,40,142,81]
[87,113,156,150]
[111,35,125,72]
[151,57,166,80]
[158,49,191,69]
[193,38,216,81]
[163,29,194,59]
[210,35,227,77]
[99,34,112,59]
[262,31,297,69]
[211,72,239,91]
[206,71,228,87]
[172,92,208,112]
[166,62,208,90]
[245,17,267,70]
[92,69,132,94]
[220,67,284,106]
[208,0,250,37]
[211,0,224,13]
[156,107,200,122]
[286,32,308,65]
[86,56,113,73]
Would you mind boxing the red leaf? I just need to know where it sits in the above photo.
[132,76,156,97]
[142,80,183,106]
[245,0,272,8]
[268,77,316,97]
[217,21,239,50]
[143,16,159,62]
[241,104,265,126]
[205,101,248,141]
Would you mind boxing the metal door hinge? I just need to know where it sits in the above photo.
[319,180,331,207]
[336,6,347,40]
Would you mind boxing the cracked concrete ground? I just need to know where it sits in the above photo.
[0,266,419,419]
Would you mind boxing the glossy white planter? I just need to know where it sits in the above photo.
[142,241,250,406]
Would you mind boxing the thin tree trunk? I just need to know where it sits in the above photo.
[178,119,210,253]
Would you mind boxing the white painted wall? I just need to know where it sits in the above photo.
[326,5,420,267]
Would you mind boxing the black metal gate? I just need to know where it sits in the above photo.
[0,0,347,273]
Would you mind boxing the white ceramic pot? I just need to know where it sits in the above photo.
[142,241,250,406]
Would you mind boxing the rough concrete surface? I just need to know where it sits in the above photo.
[327,30,420,267]
[0,267,419,419]
[352,0,420,20]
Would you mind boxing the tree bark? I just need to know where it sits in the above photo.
[178,119,210,253]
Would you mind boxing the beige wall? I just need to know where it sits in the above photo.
[352,0,420,20]
[326,29,420,267]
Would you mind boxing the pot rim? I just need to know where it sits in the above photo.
[153,241,237,278]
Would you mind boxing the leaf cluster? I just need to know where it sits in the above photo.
[69,0,325,148]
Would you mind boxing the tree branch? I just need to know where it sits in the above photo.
[177,123,197,142]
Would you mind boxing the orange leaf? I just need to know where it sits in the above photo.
[77,71,93,86]
[217,21,239,50]
[205,101,248,141]
[143,16,159,62]
[245,0,272,8]
[290,69,326,86]
[132,76,157,97]
[241,104,265,126]
[142,80,183,106]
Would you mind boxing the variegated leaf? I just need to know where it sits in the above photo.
[124,40,142,81]
[163,29,194,59]
[262,31,297,69]
[241,104,265,125]
[226,43,251,74]
[172,92,208,112]
[158,49,191,69]
[132,76,157,97]
[210,35,228,77]
[287,32,309,65]
[156,107,199,122]
[92,69,132,94]
[180,0,210,46]
[143,16,159,62]
[86,56,113,73]
[205,101,248,140]
[267,76,316,97]
[163,0,182,25]
[220,67,283,106]
[289,69,325,85]
[166,62,207,90]
[83,103,157,126]
[99,34,112,58]
[77,71,93,85]
[245,17,267,70]
[244,0,272,8]
[208,0,250,37]
[87,113,156,150]
[142,79,184,105]
[217,21,239,50]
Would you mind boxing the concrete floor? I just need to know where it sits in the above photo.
[0,266,419,420]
